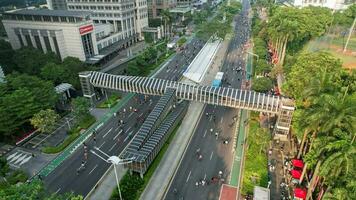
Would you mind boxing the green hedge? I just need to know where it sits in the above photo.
[96,94,121,109]
[42,115,96,154]
[241,112,269,195]
[111,123,181,200]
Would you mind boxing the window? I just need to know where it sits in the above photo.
[34,16,42,21]
[53,16,59,22]
[25,35,33,47]
[90,6,96,9]
[34,35,43,51]
[76,5,82,9]
[60,17,67,22]
[69,17,75,22]
[52,36,61,58]
[24,15,32,21]
[43,36,52,52]
[17,34,24,47]
[81,34,94,58]
[43,16,51,22]
[105,6,112,10]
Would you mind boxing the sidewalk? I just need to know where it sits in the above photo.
[269,140,292,199]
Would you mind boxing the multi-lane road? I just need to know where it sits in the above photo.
[44,38,206,196]
[165,0,251,199]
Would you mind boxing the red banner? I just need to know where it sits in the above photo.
[79,24,93,35]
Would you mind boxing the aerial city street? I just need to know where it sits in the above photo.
[0,0,355,200]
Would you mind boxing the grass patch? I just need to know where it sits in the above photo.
[42,115,96,154]
[241,112,269,195]
[96,94,121,109]
[110,123,181,200]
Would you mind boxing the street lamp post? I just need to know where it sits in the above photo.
[90,147,135,200]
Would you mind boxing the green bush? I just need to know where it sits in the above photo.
[96,94,121,109]
[177,37,187,47]
[241,114,269,195]
[42,115,96,154]
[7,170,28,185]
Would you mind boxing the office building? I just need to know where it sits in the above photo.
[2,9,141,63]
[147,0,176,18]
[46,0,148,41]
[293,0,351,10]
[2,10,98,61]
[46,0,67,10]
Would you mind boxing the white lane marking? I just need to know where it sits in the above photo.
[186,170,192,183]
[115,127,119,132]
[55,188,61,194]
[210,151,214,160]
[113,129,123,140]
[209,116,212,122]
[139,113,143,118]
[13,154,28,165]
[19,156,32,166]
[220,117,223,124]
[88,164,98,175]
[103,128,112,138]
[98,141,106,149]
[203,130,207,138]
[128,112,134,118]
[126,126,132,133]
[7,152,18,161]
[124,131,133,142]
[109,143,117,152]
[204,173,207,180]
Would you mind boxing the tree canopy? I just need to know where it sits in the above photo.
[0,73,58,140]
[0,180,83,200]
[282,52,342,101]
[30,109,59,134]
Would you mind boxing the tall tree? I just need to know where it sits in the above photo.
[71,97,91,122]
[0,74,58,140]
[282,52,342,101]
[12,47,60,75]
[0,40,16,74]
[30,109,59,134]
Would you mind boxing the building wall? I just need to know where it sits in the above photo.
[47,0,68,10]
[148,0,176,18]
[135,0,149,40]
[2,19,97,61]
[66,0,137,40]
[294,0,349,10]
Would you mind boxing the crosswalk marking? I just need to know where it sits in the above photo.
[7,151,32,167]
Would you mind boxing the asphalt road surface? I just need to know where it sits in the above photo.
[44,38,206,196]
[165,0,252,199]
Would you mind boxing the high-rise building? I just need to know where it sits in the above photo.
[46,0,148,41]
[293,0,351,10]
[2,10,98,61]
[46,0,68,10]
[147,0,176,18]
[2,9,144,64]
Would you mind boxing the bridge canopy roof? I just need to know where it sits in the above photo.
[183,39,221,83]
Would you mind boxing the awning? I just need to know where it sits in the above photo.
[294,188,307,199]
[292,159,304,168]
[291,169,302,179]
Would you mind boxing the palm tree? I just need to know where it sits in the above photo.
[161,9,173,39]
[304,132,356,200]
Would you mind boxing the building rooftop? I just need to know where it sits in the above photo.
[5,9,92,18]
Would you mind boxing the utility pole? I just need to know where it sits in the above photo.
[90,147,135,200]
[343,17,356,53]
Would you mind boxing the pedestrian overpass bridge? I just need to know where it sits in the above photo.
[80,71,295,139]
